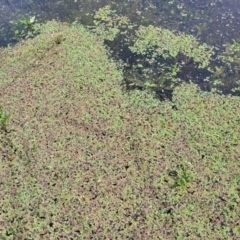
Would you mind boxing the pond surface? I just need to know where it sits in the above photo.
[1,0,240,47]
[1,0,240,98]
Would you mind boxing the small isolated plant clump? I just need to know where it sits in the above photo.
[169,162,195,188]
[0,18,240,240]
[0,107,11,131]
[9,15,40,41]
[90,5,133,41]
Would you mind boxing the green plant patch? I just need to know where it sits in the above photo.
[0,107,11,131]
[0,20,240,239]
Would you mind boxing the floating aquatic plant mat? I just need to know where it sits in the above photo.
[0,21,240,239]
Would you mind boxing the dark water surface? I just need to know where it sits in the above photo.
[1,0,240,47]
[1,0,240,98]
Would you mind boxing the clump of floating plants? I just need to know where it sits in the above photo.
[89,5,133,41]
[207,39,240,95]
[89,5,214,98]
[129,24,213,68]
[128,24,213,95]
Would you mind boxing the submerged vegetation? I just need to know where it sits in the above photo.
[9,15,40,41]
[0,14,240,239]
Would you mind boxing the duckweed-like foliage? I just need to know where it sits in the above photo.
[0,20,240,239]
[91,5,132,41]
[89,5,215,97]
[219,39,240,65]
[130,25,214,68]
[204,39,240,95]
